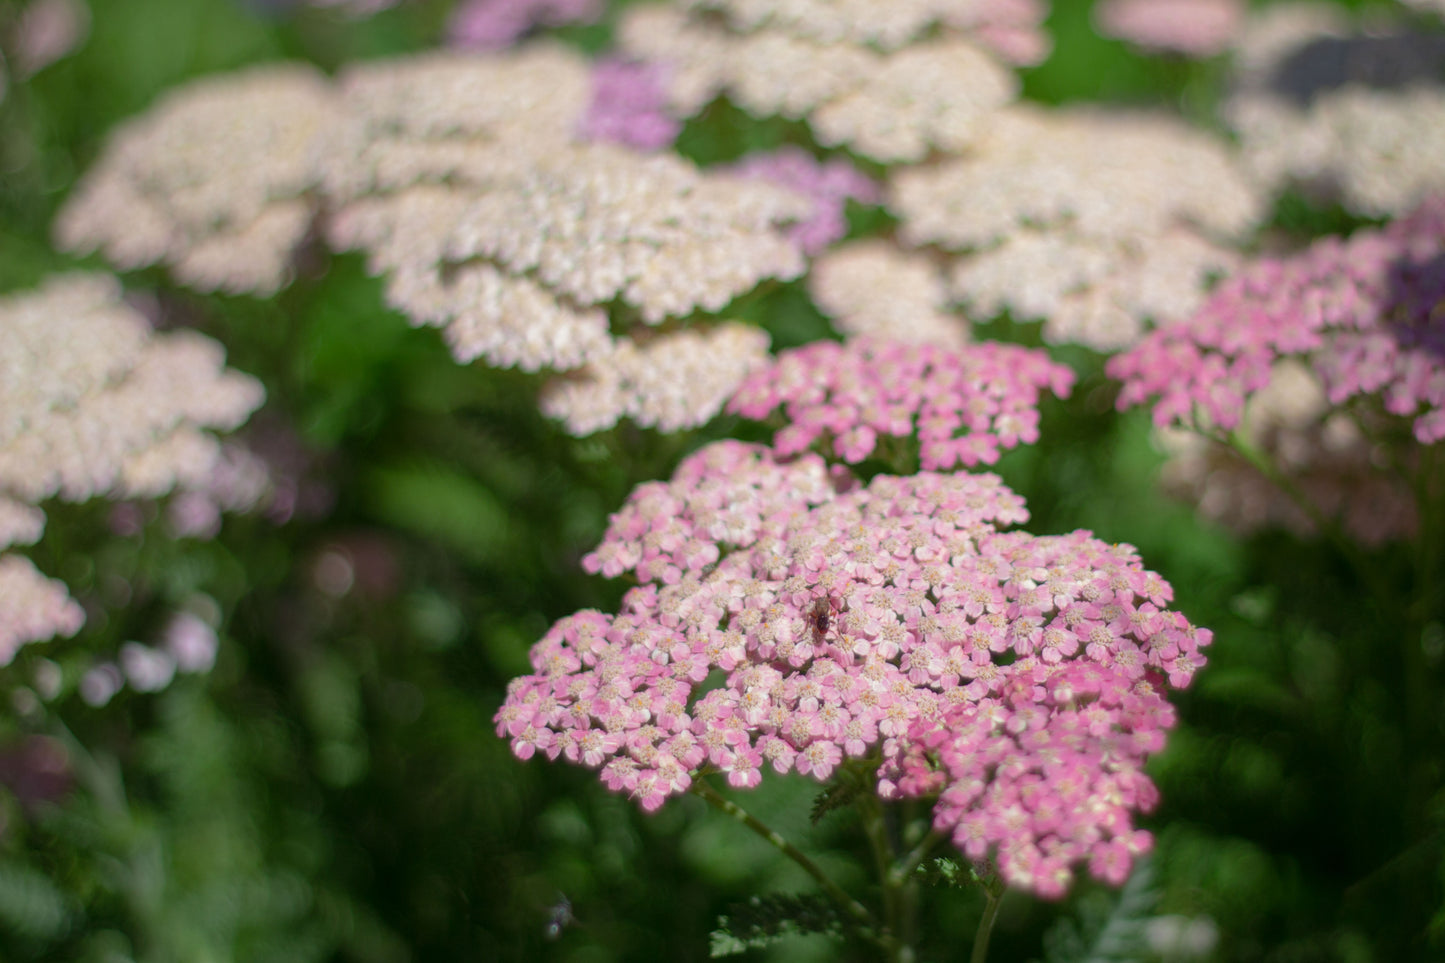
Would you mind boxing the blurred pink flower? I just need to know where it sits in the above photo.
[726,148,880,255]
[577,58,681,151]
[448,0,602,50]
[1109,197,1445,445]
[1094,0,1243,57]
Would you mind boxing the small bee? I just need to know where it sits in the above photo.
[808,595,844,647]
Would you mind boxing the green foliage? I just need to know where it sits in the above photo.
[1034,865,1158,963]
[709,894,846,958]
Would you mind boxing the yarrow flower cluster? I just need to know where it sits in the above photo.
[497,440,1210,896]
[809,241,968,346]
[0,273,265,660]
[889,105,1263,349]
[729,337,1075,469]
[616,0,1033,163]
[54,63,334,295]
[725,147,880,256]
[1223,4,1445,217]
[1109,196,1445,445]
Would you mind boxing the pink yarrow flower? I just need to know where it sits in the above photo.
[498,441,1210,897]
[726,148,881,255]
[1109,197,1445,445]
[729,337,1076,469]
[1094,0,1244,57]
[448,0,602,50]
[576,58,681,152]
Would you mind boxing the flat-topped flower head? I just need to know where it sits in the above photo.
[324,47,810,422]
[54,64,334,295]
[498,442,1209,897]
[889,104,1262,348]
[728,336,1074,469]
[0,273,265,657]
[616,2,1030,163]
[1224,5,1445,217]
[809,241,969,345]
[1109,197,1445,446]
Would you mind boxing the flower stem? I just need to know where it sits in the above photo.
[687,779,883,940]
[970,881,1004,963]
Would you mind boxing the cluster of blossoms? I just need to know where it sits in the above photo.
[54,63,334,295]
[1110,196,1445,446]
[616,0,1042,163]
[888,105,1264,349]
[497,440,1209,896]
[1224,3,1445,218]
[56,44,815,437]
[728,337,1075,469]
[808,241,969,346]
[1092,0,1243,57]
[577,57,681,152]
[725,147,880,256]
[0,273,265,662]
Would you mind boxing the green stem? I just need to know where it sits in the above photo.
[1223,427,1395,606]
[970,883,1004,963]
[891,828,947,886]
[857,793,907,962]
[688,779,882,941]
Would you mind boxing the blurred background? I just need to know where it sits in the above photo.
[0,0,1442,960]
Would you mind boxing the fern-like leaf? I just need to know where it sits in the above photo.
[709,893,847,958]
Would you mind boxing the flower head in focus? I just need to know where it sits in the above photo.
[497,441,1210,897]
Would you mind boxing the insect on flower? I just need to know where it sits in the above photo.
[808,594,845,648]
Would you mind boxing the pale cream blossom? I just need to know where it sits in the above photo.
[1224,4,1445,216]
[948,228,1239,350]
[809,241,968,345]
[54,64,335,294]
[540,323,772,434]
[617,4,1022,162]
[0,273,264,656]
[887,105,1259,348]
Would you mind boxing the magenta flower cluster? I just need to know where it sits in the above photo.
[496,440,1210,896]
[576,58,682,152]
[728,337,1076,469]
[448,0,601,51]
[1109,197,1445,444]
[727,148,881,255]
